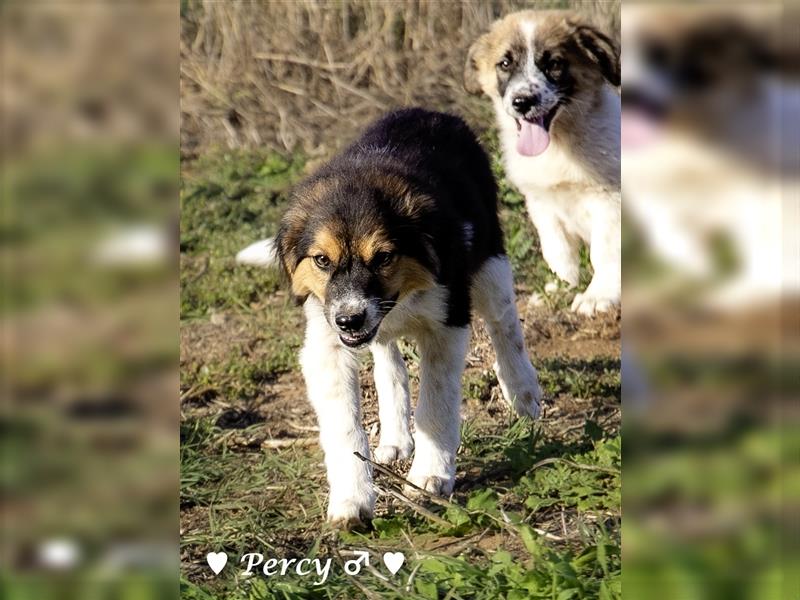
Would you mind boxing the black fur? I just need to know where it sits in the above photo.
[277,108,505,328]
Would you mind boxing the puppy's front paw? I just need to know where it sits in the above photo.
[327,500,373,531]
[404,473,454,498]
[512,387,542,420]
[494,361,542,420]
[571,291,620,316]
[374,439,413,465]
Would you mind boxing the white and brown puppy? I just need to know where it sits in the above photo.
[465,10,621,315]
[622,6,794,310]
[276,109,541,529]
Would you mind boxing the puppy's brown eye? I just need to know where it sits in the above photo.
[498,56,513,71]
[313,255,330,269]
[373,252,395,268]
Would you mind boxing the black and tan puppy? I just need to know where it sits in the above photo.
[276,108,541,528]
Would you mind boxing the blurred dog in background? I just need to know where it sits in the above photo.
[622,5,796,310]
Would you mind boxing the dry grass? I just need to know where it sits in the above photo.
[180,0,619,156]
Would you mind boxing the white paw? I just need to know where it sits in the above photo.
[327,499,373,530]
[405,444,456,498]
[501,379,541,419]
[374,439,414,464]
[511,386,542,419]
[404,473,454,498]
[496,362,542,419]
[571,292,620,316]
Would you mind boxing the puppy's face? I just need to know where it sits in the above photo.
[277,173,437,348]
[465,10,619,156]
[621,7,776,148]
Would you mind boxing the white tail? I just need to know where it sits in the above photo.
[236,237,277,267]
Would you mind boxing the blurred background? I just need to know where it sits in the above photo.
[2,1,178,599]
[4,0,797,598]
[621,2,798,599]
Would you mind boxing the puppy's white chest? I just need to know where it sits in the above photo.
[502,133,586,193]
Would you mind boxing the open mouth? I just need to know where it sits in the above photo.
[338,322,380,348]
[514,104,561,157]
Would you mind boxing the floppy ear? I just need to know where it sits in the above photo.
[275,215,312,305]
[464,33,489,95]
[572,23,620,86]
[275,204,305,277]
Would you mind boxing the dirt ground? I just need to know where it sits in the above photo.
[180,294,619,452]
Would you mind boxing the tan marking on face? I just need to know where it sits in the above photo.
[355,229,392,264]
[309,226,342,264]
[290,257,329,301]
[385,257,436,300]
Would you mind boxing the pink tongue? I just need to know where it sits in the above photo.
[516,118,550,156]
[621,109,661,149]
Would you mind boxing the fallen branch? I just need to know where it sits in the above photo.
[261,437,317,449]
[356,451,575,543]
[288,421,320,433]
[354,452,454,509]
[441,527,492,557]
[253,52,351,70]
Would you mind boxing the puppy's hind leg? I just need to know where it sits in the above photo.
[371,340,414,464]
[471,255,542,419]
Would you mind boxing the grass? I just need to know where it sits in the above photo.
[180,143,620,599]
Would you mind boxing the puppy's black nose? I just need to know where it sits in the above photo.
[512,94,540,114]
[335,310,366,332]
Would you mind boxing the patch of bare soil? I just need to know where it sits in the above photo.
[180,295,621,577]
[181,296,620,454]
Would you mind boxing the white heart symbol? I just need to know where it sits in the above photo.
[383,551,405,575]
[206,552,228,575]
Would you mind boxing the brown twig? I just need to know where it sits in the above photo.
[261,437,317,449]
[288,421,320,433]
[441,527,492,557]
[374,485,451,528]
[253,52,351,70]
[356,451,574,543]
[354,452,454,509]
